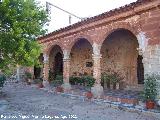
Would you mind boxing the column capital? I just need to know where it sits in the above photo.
[92,42,101,56]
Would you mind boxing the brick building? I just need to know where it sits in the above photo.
[37,0,160,97]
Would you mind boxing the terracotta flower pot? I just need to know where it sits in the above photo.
[146,100,155,109]
[85,91,93,99]
[56,86,64,92]
[38,83,44,88]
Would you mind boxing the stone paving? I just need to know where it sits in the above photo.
[0,81,159,120]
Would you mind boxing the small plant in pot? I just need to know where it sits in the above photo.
[38,82,44,88]
[38,78,44,88]
[34,78,43,88]
[54,74,64,92]
[101,73,111,89]
[83,76,95,99]
[25,72,32,85]
[110,71,123,90]
[0,74,6,92]
[142,74,158,109]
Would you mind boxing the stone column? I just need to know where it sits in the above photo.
[61,50,71,91]
[43,53,50,87]
[91,43,103,98]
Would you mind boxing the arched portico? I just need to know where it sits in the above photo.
[70,38,93,76]
[101,28,144,90]
[48,45,63,82]
[38,0,160,99]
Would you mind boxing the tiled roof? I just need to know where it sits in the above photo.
[38,0,153,40]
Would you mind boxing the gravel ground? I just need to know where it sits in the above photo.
[0,81,159,120]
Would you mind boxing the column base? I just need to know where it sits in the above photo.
[91,84,103,98]
[62,83,71,92]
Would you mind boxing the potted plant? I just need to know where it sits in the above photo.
[38,81,44,88]
[55,86,64,92]
[142,74,158,109]
[34,78,43,88]
[0,74,6,92]
[83,76,95,99]
[101,73,111,89]
[110,71,123,90]
[25,72,32,85]
[38,82,44,88]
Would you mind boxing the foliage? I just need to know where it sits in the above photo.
[82,76,95,88]
[25,72,32,79]
[69,76,81,85]
[70,75,95,88]
[0,74,6,87]
[0,0,49,74]
[48,70,54,82]
[142,74,158,101]
[55,74,63,81]
[109,73,122,84]
[33,78,43,84]
[101,72,123,84]
[50,75,63,87]
[101,73,111,84]
[101,70,123,85]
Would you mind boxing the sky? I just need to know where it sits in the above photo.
[37,0,137,33]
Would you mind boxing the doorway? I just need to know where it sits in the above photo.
[137,55,144,84]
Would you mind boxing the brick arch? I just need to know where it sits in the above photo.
[68,34,93,53]
[100,22,139,46]
[46,42,64,56]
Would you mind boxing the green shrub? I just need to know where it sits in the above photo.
[101,72,123,84]
[0,75,6,87]
[69,75,95,88]
[25,72,32,79]
[69,76,76,85]
[69,76,81,85]
[33,78,43,84]
[48,70,55,81]
[50,75,63,87]
[141,74,158,101]
[82,76,95,88]
[55,75,63,81]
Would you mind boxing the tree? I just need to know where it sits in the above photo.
[0,0,49,74]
